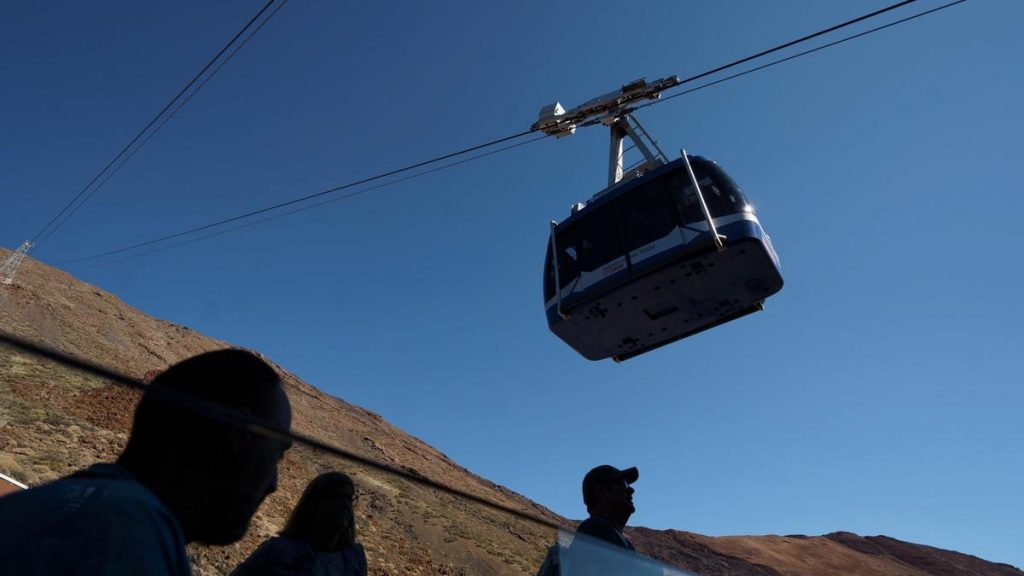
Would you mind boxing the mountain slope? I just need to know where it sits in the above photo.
[0,249,560,575]
[0,247,1019,576]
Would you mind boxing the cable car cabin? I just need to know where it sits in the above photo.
[543,155,782,361]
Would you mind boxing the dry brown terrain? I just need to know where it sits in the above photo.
[1,247,1020,576]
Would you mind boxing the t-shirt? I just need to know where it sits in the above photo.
[0,463,191,576]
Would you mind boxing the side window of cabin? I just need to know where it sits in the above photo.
[550,228,581,293]
[574,207,624,273]
[670,172,704,224]
[672,162,745,222]
[697,160,748,217]
[702,177,733,218]
[543,241,556,301]
[619,178,677,253]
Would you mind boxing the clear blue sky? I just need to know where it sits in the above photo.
[3,0,1021,567]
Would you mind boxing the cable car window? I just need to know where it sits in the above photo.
[701,178,736,217]
[671,172,704,224]
[545,230,582,301]
[543,243,556,302]
[699,159,743,191]
[619,177,677,254]
[573,207,624,274]
[693,158,749,215]
[673,159,748,223]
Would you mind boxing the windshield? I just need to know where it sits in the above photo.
[674,157,749,223]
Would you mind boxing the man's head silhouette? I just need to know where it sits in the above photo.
[582,465,638,531]
[118,349,292,544]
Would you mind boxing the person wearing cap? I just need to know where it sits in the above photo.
[577,464,639,550]
[534,464,640,576]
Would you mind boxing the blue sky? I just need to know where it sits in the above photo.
[3,0,1022,568]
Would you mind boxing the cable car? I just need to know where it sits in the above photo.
[543,154,782,361]
[535,77,783,361]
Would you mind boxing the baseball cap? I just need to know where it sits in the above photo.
[582,465,639,505]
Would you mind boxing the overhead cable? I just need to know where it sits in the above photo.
[58,128,535,265]
[32,0,287,249]
[59,0,952,267]
[646,0,968,107]
[673,0,918,88]
[0,329,563,531]
[72,134,549,271]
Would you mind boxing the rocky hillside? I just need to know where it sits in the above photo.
[1,247,1019,576]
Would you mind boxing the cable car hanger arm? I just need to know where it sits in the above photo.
[531,76,680,138]
[681,149,726,252]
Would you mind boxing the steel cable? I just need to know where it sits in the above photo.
[32,0,287,248]
[54,0,962,267]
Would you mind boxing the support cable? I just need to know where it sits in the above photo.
[643,0,968,109]
[57,0,960,267]
[31,0,286,249]
[71,134,549,271]
[673,0,918,88]
[58,128,535,266]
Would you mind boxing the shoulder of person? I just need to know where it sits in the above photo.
[346,543,366,558]
[231,536,314,576]
[339,542,368,576]
[0,466,189,576]
[576,517,619,540]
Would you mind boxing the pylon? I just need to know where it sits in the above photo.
[1,241,33,286]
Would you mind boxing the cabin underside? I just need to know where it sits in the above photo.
[548,237,783,361]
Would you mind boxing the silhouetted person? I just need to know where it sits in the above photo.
[536,465,639,576]
[577,464,638,550]
[0,349,292,576]
[230,471,367,576]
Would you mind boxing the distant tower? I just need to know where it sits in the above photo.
[1,241,33,286]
